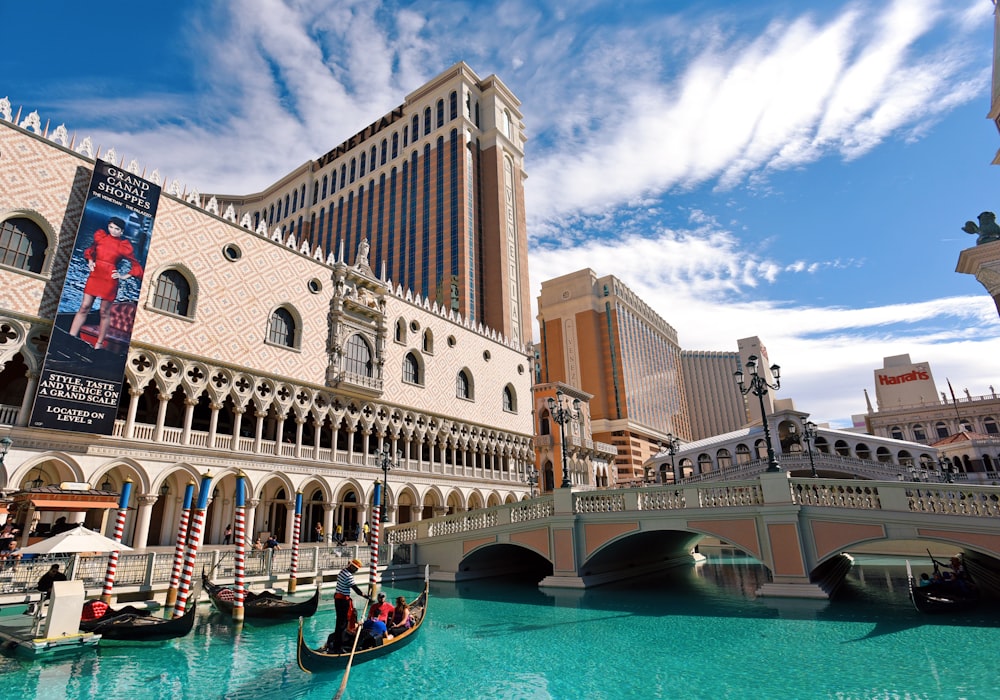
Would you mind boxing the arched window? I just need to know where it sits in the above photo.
[380,139,387,165]
[402,352,421,384]
[312,182,319,205]
[0,217,48,273]
[834,440,850,457]
[503,385,515,412]
[267,307,296,347]
[359,152,366,177]
[501,109,512,139]
[436,99,444,128]
[697,453,712,474]
[423,107,431,135]
[322,175,328,199]
[855,443,872,461]
[292,189,298,213]
[422,329,434,353]
[456,369,471,399]
[890,426,903,440]
[151,269,192,317]
[350,158,357,183]
[391,132,399,159]
[411,115,419,140]
[394,318,406,343]
[344,334,373,377]
[876,447,892,463]
[716,449,732,469]
[935,422,949,439]
[913,424,927,441]
[370,146,377,170]
[735,444,751,464]
[449,91,458,120]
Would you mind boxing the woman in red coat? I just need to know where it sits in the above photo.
[68,216,144,350]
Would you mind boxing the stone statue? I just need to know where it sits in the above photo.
[356,237,370,267]
[962,211,1000,245]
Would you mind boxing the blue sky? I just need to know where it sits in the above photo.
[3,0,999,427]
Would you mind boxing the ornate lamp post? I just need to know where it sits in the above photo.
[734,354,782,472]
[663,433,680,484]
[547,391,581,488]
[378,443,401,523]
[803,421,818,478]
[937,456,955,483]
[524,466,539,498]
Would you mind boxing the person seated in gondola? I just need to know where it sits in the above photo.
[369,591,393,624]
[388,595,412,635]
[918,573,932,587]
[358,606,390,649]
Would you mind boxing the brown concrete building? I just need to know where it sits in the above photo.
[213,62,532,347]
[536,269,691,483]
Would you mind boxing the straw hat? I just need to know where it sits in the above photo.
[349,558,363,569]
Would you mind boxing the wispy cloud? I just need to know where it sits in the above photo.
[9,0,994,425]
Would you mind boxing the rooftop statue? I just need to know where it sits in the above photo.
[962,211,1000,245]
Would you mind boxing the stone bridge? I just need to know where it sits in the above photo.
[385,473,1000,598]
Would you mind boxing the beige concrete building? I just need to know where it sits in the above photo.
[681,349,747,441]
[0,83,534,547]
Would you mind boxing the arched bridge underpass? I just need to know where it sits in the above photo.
[385,473,1000,598]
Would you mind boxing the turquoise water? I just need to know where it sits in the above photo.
[2,555,998,699]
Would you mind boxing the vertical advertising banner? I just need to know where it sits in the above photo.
[29,160,161,435]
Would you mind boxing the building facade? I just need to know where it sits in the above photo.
[681,349,746,441]
[536,268,691,482]
[861,354,1000,479]
[213,62,532,347]
[0,91,534,548]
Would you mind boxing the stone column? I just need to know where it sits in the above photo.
[124,387,142,439]
[231,407,244,452]
[152,393,170,442]
[181,398,196,445]
[283,501,295,545]
[956,238,1000,317]
[246,498,260,540]
[16,370,38,427]
[207,402,220,448]
[313,418,323,461]
[132,494,157,549]
[254,410,266,454]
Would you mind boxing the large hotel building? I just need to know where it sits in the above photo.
[0,63,535,547]
[215,62,531,348]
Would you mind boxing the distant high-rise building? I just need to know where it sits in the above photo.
[681,350,746,440]
[536,269,690,482]
[216,62,531,346]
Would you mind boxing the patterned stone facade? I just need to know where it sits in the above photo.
[0,105,533,548]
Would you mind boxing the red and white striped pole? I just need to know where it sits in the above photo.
[369,481,382,595]
[233,472,246,623]
[99,478,133,604]
[165,481,196,609]
[173,472,213,619]
[288,491,303,593]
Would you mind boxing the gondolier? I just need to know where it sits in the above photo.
[332,558,367,653]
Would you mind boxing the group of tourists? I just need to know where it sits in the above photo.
[324,559,414,654]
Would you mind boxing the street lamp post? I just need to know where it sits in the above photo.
[660,433,680,484]
[547,391,581,489]
[734,354,782,472]
[938,456,955,483]
[803,421,818,478]
[378,443,401,524]
[524,466,539,498]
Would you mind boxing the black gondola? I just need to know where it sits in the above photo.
[906,559,979,614]
[297,573,428,673]
[202,572,320,621]
[79,598,197,641]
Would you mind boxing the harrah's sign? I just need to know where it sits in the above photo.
[878,370,930,386]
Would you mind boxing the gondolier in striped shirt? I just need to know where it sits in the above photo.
[331,558,367,653]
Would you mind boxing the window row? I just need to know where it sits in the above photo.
[888,417,1000,442]
[257,90,467,229]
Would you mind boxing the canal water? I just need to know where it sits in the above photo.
[2,554,997,699]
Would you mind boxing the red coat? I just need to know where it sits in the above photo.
[83,229,143,299]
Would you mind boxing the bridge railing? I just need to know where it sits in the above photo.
[385,475,1000,543]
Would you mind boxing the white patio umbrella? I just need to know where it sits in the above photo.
[18,524,134,555]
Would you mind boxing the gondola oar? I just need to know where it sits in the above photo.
[334,480,382,700]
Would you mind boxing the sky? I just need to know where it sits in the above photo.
[2,0,1000,428]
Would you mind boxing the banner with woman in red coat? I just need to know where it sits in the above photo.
[30,159,161,435]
